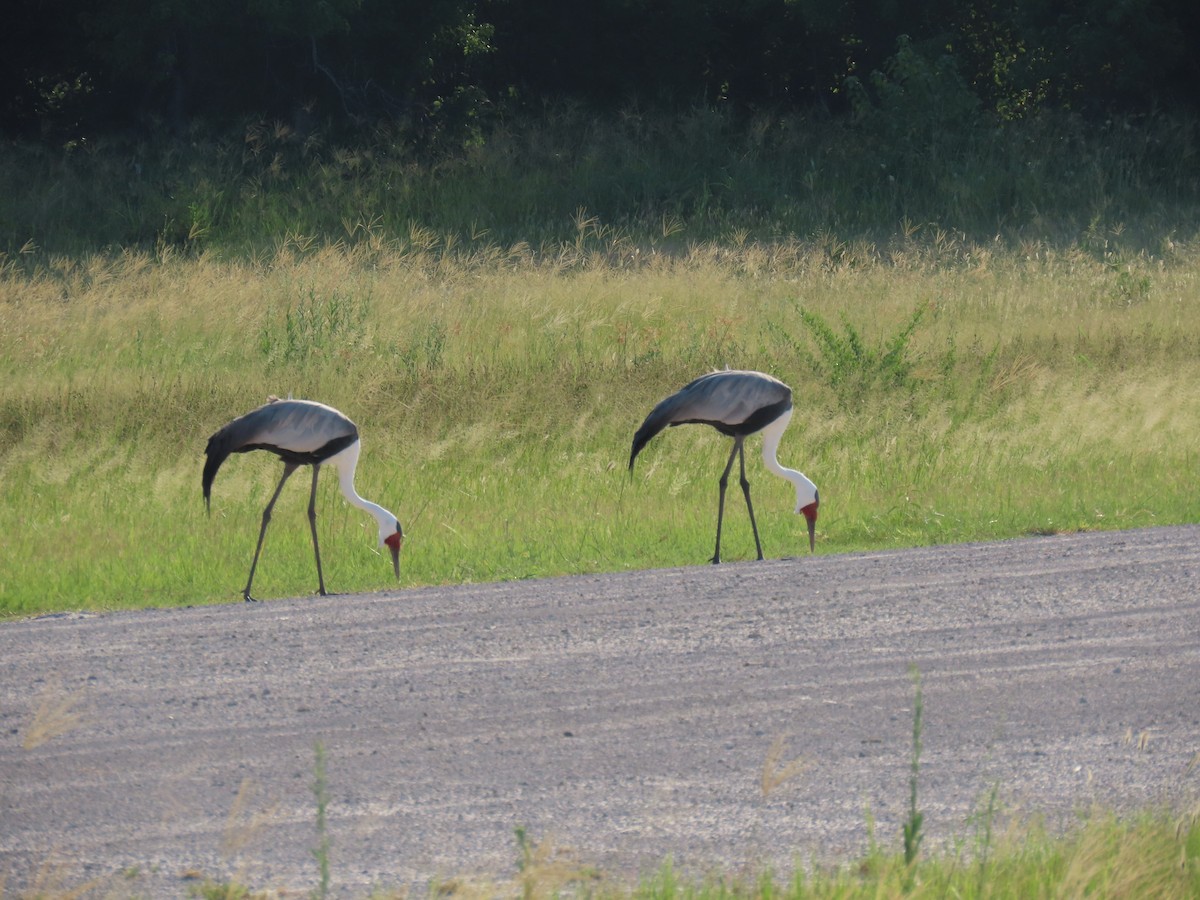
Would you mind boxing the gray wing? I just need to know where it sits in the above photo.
[664,370,790,426]
[203,399,357,505]
[629,371,791,468]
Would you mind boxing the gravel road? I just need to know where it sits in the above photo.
[2,525,1199,897]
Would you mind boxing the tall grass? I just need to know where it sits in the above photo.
[3,107,1199,257]
[625,810,1200,899]
[181,807,1200,899]
[2,109,1200,615]
[1,230,1198,615]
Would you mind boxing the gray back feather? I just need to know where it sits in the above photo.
[629,370,791,468]
[203,399,357,506]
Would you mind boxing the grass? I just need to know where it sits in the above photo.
[101,699,1200,898]
[311,742,332,900]
[1,109,1199,614]
[163,809,1200,899]
[1,229,1199,615]
[903,666,924,870]
[2,109,1197,900]
[4,106,1200,256]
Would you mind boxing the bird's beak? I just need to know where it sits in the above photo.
[384,530,403,580]
[799,502,819,553]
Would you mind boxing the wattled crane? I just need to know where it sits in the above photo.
[203,397,403,601]
[629,370,818,562]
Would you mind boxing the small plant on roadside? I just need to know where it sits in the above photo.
[512,825,600,899]
[22,676,91,749]
[969,783,1002,894]
[514,824,533,873]
[903,664,925,869]
[187,879,256,900]
[761,733,811,797]
[311,741,331,900]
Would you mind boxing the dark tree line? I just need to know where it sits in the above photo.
[4,0,1199,141]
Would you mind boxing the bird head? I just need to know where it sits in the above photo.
[383,522,404,579]
[795,487,819,552]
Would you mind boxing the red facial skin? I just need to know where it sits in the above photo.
[384,530,404,578]
[800,502,818,552]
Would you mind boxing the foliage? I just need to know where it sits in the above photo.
[1,104,1199,616]
[257,288,373,370]
[2,227,1199,615]
[4,107,1200,258]
[844,34,982,182]
[4,0,1200,140]
[770,301,928,407]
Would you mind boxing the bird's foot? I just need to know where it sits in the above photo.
[710,556,722,565]
[242,595,259,603]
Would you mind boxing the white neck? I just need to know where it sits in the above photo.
[326,440,399,545]
[759,408,818,511]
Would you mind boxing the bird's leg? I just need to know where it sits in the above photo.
[738,442,764,560]
[244,463,298,602]
[713,439,741,564]
[307,464,327,596]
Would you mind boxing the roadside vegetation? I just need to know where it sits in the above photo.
[176,810,1200,899]
[23,682,1194,898]
[2,109,1200,616]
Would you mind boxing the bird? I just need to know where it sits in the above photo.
[203,397,403,601]
[629,370,819,563]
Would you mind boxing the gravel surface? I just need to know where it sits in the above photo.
[2,525,1199,897]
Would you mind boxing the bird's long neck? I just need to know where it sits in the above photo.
[327,440,398,542]
[759,408,817,502]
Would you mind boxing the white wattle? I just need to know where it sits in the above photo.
[326,440,399,545]
[758,408,818,511]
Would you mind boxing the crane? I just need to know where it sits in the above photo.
[203,397,403,601]
[629,370,818,563]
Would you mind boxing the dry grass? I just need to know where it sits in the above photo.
[760,734,812,799]
[1,235,1199,614]
[21,676,91,750]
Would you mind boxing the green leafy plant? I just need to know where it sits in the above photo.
[258,287,371,368]
[771,300,928,405]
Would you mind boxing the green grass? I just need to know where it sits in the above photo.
[1,232,1199,615]
[2,109,1200,615]
[4,107,1200,257]
[3,112,1198,900]
[168,807,1200,899]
